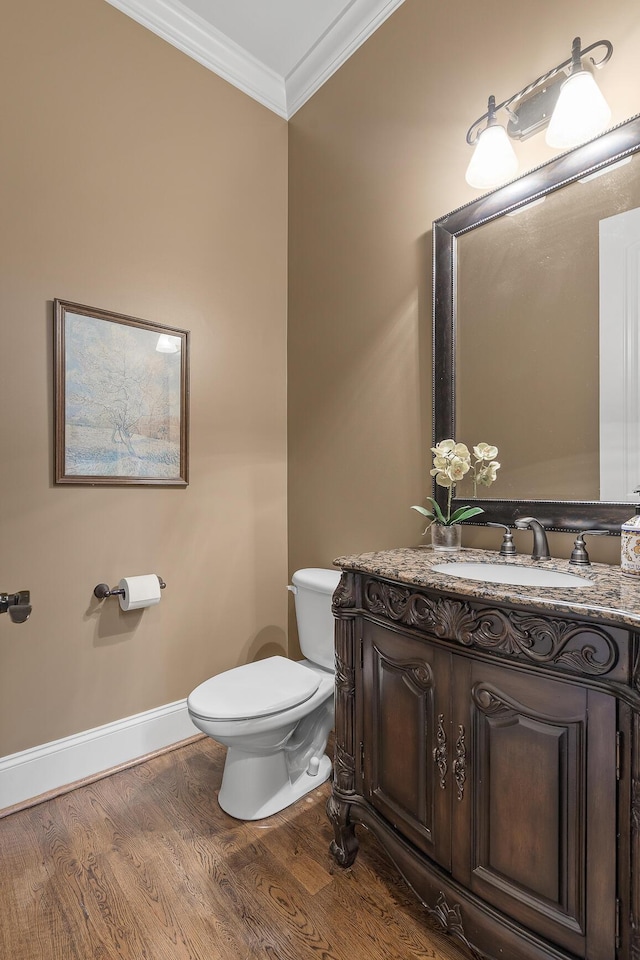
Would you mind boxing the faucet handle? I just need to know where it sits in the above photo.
[487,522,517,556]
[569,530,608,566]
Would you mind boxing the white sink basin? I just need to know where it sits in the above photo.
[432,561,592,588]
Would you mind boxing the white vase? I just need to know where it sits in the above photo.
[431,523,462,552]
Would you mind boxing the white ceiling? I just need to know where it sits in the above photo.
[104,0,407,118]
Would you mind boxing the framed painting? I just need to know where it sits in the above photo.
[54,300,189,485]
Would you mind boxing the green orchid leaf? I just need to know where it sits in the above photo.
[449,505,485,524]
[425,497,448,525]
[411,505,435,519]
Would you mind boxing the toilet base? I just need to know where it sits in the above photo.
[218,748,332,820]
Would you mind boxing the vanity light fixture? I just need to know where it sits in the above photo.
[545,38,612,148]
[464,95,519,190]
[465,36,613,190]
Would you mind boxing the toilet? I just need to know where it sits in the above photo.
[187,568,341,820]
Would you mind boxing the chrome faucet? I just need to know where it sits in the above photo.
[514,517,550,560]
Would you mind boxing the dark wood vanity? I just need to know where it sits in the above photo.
[327,548,640,960]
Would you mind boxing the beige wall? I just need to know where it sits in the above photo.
[3,0,639,757]
[0,0,288,755]
[288,0,640,594]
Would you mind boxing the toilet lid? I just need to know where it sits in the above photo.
[188,656,321,721]
[292,568,342,594]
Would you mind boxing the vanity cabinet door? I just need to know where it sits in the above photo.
[360,621,452,871]
[451,658,617,960]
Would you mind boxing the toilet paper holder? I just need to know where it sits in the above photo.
[93,576,166,600]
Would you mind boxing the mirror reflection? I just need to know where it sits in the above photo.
[599,201,640,501]
[457,156,640,503]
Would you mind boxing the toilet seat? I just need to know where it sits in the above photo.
[188,656,321,722]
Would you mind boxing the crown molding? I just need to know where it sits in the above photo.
[104,0,407,119]
[104,0,288,117]
[285,0,407,117]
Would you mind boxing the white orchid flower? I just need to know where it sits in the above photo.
[452,442,470,460]
[416,438,501,528]
[431,439,456,458]
[473,442,498,461]
[477,461,501,486]
[435,473,454,487]
[447,457,470,481]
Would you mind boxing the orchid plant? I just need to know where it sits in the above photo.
[412,440,500,529]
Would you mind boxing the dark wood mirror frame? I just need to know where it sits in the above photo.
[433,112,640,533]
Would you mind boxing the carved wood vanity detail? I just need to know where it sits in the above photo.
[327,550,640,960]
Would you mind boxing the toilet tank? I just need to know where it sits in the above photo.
[291,568,342,671]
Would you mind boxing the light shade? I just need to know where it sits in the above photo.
[465,123,519,190]
[545,70,612,149]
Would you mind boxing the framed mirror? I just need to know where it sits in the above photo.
[433,113,640,533]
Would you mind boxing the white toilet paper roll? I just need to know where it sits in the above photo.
[118,575,162,611]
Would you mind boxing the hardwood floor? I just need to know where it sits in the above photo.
[0,737,470,960]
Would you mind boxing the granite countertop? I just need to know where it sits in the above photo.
[333,547,640,629]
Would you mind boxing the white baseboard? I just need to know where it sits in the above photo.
[0,700,198,810]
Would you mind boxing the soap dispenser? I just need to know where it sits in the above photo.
[621,502,640,577]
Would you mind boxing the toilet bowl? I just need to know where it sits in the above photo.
[187,568,341,820]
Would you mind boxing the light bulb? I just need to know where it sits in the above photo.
[545,70,611,149]
[465,123,519,190]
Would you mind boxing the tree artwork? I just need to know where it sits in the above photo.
[55,302,188,485]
